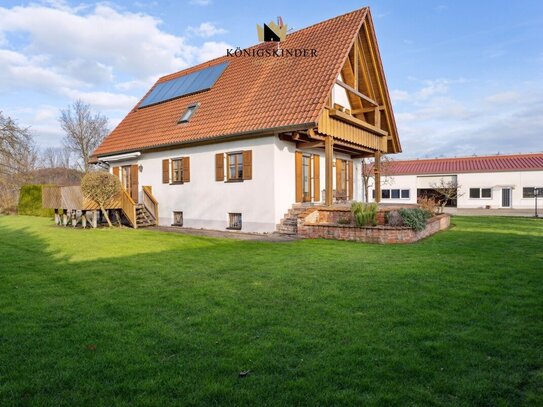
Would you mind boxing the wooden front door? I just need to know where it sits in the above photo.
[121,165,139,203]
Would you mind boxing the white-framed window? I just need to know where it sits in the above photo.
[469,188,492,199]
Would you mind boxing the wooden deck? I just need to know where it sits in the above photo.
[42,185,158,229]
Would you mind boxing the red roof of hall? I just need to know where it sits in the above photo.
[386,153,543,175]
[94,8,370,157]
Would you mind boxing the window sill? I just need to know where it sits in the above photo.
[225,179,244,183]
[170,182,184,185]
[226,227,242,230]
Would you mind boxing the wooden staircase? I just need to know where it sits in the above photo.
[276,205,308,235]
[135,204,156,227]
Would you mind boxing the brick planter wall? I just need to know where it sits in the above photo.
[297,208,450,244]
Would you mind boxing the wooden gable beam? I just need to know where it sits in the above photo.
[357,34,377,102]
[354,37,359,91]
[362,19,397,151]
[297,141,324,149]
[351,106,385,114]
[335,79,378,107]
[340,50,363,111]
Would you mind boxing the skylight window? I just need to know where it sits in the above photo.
[178,103,199,123]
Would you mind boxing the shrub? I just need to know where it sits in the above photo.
[81,171,121,227]
[17,184,55,217]
[417,196,439,217]
[399,208,429,231]
[386,210,404,227]
[351,201,378,227]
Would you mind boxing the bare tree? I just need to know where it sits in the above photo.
[431,178,463,213]
[361,155,394,202]
[0,112,37,212]
[81,171,120,227]
[41,146,72,169]
[59,100,109,172]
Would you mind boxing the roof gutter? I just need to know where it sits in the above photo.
[95,122,317,160]
[99,151,141,163]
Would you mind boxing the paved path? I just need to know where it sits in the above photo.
[148,226,299,242]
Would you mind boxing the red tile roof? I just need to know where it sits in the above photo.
[386,153,543,175]
[94,8,371,157]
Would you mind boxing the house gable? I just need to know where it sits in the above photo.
[93,7,399,160]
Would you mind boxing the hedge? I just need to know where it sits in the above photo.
[18,184,55,217]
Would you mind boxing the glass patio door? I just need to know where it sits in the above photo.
[302,155,311,202]
[501,188,511,208]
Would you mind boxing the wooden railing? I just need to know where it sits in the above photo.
[120,187,137,228]
[142,186,159,225]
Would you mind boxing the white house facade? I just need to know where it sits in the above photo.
[104,137,363,232]
[367,153,543,210]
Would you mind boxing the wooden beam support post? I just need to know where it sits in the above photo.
[82,210,87,228]
[325,135,334,206]
[374,151,381,203]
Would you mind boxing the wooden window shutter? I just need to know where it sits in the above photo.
[348,161,354,200]
[295,151,302,203]
[215,153,224,181]
[313,154,320,202]
[130,164,138,202]
[242,150,252,180]
[162,159,169,184]
[112,166,119,178]
[336,159,343,193]
[182,157,190,182]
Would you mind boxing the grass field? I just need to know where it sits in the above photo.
[0,215,542,406]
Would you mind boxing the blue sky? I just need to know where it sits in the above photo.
[0,0,542,158]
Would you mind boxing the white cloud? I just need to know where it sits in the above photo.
[417,79,452,99]
[391,89,409,102]
[485,91,520,104]
[196,41,230,62]
[0,4,196,80]
[0,49,80,92]
[188,22,227,38]
[393,78,543,159]
[62,89,139,111]
[0,2,233,148]
[189,0,212,5]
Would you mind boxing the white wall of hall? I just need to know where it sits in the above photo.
[366,170,543,209]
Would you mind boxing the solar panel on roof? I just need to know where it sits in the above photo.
[139,62,229,108]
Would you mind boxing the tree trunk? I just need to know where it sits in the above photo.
[100,204,113,227]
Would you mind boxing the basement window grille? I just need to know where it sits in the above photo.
[172,211,183,226]
[228,213,242,230]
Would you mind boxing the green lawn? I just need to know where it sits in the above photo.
[0,216,542,406]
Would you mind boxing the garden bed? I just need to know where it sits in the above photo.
[297,207,450,244]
